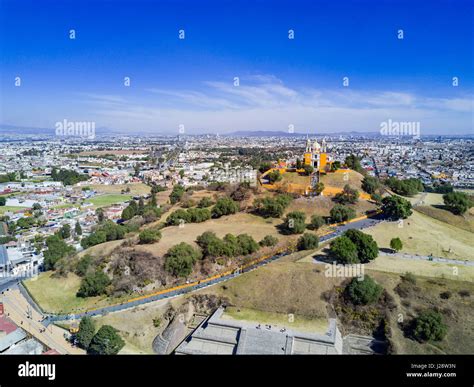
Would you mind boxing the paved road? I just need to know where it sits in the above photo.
[1,287,84,354]
[43,215,385,324]
[4,215,383,336]
[379,251,474,267]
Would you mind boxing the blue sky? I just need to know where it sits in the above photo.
[1,0,472,135]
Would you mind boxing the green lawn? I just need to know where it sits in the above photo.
[23,272,127,314]
[85,194,132,208]
[0,205,28,214]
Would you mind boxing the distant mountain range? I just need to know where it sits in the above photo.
[1,125,472,139]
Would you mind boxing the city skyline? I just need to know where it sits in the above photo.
[1,0,473,135]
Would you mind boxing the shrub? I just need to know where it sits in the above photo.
[212,197,239,218]
[77,271,111,298]
[165,242,202,277]
[309,215,325,230]
[390,237,403,252]
[412,310,447,342]
[297,233,319,250]
[88,325,125,355]
[282,211,306,234]
[443,192,471,215]
[346,276,383,305]
[259,235,279,247]
[334,184,359,204]
[381,196,412,220]
[329,236,358,264]
[197,197,213,208]
[330,204,356,223]
[139,228,162,244]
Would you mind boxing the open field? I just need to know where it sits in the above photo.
[278,172,311,186]
[286,195,376,219]
[366,254,474,282]
[85,194,132,208]
[23,272,125,314]
[320,169,364,190]
[196,251,341,320]
[88,183,151,196]
[368,271,474,354]
[137,212,282,257]
[0,205,28,214]
[89,300,170,354]
[364,211,474,261]
[415,205,474,233]
[408,192,445,206]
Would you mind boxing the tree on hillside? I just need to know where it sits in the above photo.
[211,196,239,218]
[334,184,359,204]
[266,170,282,184]
[95,208,105,223]
[43,234,75,270]
[76,316,95,350]
[282,211,306,234]
[344,154,363,173]
[390,237,403,252]
[259,235,279,247]
[253,194,293,218]
[77,271,111,298]
[197,197,213,208]
[344,229,378,263]
[302,164,314,176]
[329,236,358,264]
[330,204,356,223]
[346,276,383,305]
[443,192,471,215]
[165,242,202,277]
[88,325,125,355]
[139,228,161,244]
[75,220,82,236]
[297,233,319,250]
[169,184,185,204]
[309,215,325,230]
[59,224,71,239]
[381,196,412,220]
[362,176,380,194]
[412,310,447,342]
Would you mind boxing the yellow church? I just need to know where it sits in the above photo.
[303,137,330,173]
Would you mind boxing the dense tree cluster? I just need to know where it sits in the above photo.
[344,154,364,174]
[361,176,380,194]
[138,228,162,244]
[266,170,282,184]
[282,211,306,234]
[412,310,447,342]
[334,184,359,204]
[196,231,260,259]
[169,184,185,204]
[211,196,239,218]
[381,196,412,220]
[297,233,319,250]
[164,242,202,277]
[43,234,75,270]
[77,270,111,297]
[443,191,471,215]
[385,177,423,196]
[51,168,89,186]
[80,221,129,249]
[253,194,293,218]
[87,325,125,355]
[259,235,279,247]
[330,229,378,264]
[166,208,211,226]
[330,204,356,223]
[346,276,383,305]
